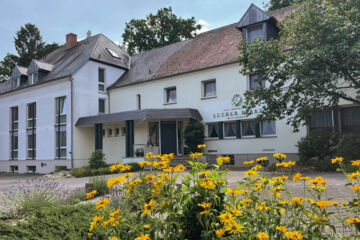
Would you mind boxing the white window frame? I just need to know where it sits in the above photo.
[98,68,105,92]
[223,121,237,139]
[206,123,220,139]
[201,79,217,99]
[164,87,177,104]
[30,72,38,84]
[260,120,276,137]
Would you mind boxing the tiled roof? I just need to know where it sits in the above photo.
[110,5,296,89]
[0,34,129,95]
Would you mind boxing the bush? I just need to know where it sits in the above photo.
[88,149,106,169]
[0,177,71,219]
[70,167,89,178]
[89,176,109,195]
[0,204,105,239]
[184,120,205,153]
[297,129,340,171]
[71,163,141,178]
[337,128,360,162]
[68,188,87,204]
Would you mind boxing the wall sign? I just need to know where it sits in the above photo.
[202,94,261,123]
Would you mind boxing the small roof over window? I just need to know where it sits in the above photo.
[236,4,276,30]
[27,59,54,74]
[11,66,28,79]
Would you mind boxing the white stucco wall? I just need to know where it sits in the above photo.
[0,78,72,173]
[109,63,307,156]
[72,60,126,167]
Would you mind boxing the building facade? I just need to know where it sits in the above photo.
[1,4,359,173]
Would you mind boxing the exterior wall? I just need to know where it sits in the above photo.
[72,61,126,167]
[109,63,308,159]
[0,78,72,173]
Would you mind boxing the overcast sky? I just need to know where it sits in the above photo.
[0,0,265,59]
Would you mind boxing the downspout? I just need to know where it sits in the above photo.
[69,76,74,169]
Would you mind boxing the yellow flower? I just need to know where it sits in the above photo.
[341,202,347,207]
[276,161,296,168]
[215,228,225,238]
[244,160,255,165]
[197,144,206,148]
[244,170,259,178]
[200,178,216,189]
[256,157,268,162]
[89,215,104,231]
[351,160,360,166]
[96,198,110,210]
[144,224,151,229]
[174,164,186,172]
[143,199,157,215]
[276,226,288,233]
[308,176,327,185]
[198,202,212,208]
[139,160,152,168]
[291,197,304,206]
[226,188,241,196]
[218,211,234,225]
[348,171,360,182]
[292,173,302,182]
[331,157,343,164]
[284,231,303,240]
[134,234,150,240]
[217,156,231,165]
[315,200,330,209]
[347,217,360,224]
[197,170,210,176]
[86,190,97,199]
[273,153,287,160]
[109,237,120,240]
[200,210,209,215]
[257,232,269,240]
[224,221,244,234]
[190,152,203,159]
[352,185,360,191]
[146,152,153,159]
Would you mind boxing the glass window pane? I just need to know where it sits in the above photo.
[60,149,67,158]
[310,110,333,130]
[341,107,360,132]
[148,122,159,146]
[248,25,264,42]
[208,123,219,138]
[242,121,255,137]
[204,81,216,97]
[224,122,236,137]
[98,84,105,91]
[98,69,105,83]
[261,120,276,136]
[167,88,176,103]
[99,99,105,113]
[60,131,66,147]
[250,74,264,90]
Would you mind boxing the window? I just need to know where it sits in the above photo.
[107,48,121,58]
[108,128,113,137]
[98,68,105,92]
[224,122,236,138]
[27,165,36,173]
[99,99,105,113]
[27,103,36,159]
[165,87,176,104]
[260,120,276,136]
[10,165,18,173]
[247,24,264,42]
[102,129,106,137]
[30,72,38,84]
[148,122,159,146]
[341,106,360,132]
[207,123,220,138]
[202,80,216,98]
[16,77,20,88]
[249,74,265,90]
[137,94,141,110]
[310,109,333,130]
[10,107,18,160]
[241,120,256,137]
[55,97,67,159]
[115,128,120,136]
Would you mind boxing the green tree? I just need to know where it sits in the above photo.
[184,120,205,154]
[265,0,301,11]
[122,7,201,55]
[0,23,60,82]
[238,0,360,130]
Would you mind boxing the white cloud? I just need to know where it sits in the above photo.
[196,19,211,34]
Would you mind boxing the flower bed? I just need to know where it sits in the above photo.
[87,147,360,240]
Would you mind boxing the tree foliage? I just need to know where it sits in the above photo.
[265,0,301,11]
[0,23,60,82]
[122,7,201,55]
[184,120,205,153]
[239,0,360,130]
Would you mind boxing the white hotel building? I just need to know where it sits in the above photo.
[0,4,359,173]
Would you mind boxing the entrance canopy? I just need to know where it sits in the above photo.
[75,108,202,127]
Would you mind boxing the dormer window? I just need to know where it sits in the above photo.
[30,72,38,84]
[247,24,264,42]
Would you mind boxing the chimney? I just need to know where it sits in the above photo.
[66,33,77,49]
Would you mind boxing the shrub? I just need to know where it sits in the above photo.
[68,188,87,204]
[54,166,68,172]
[0,177,71,219]
[89,176,109,195]
[184,120,205,153]
[297,129,339,171]
[0,204,105,239]
[71,163,141,178]
[70,167,89,177]
[88,149,106,169]
[337,128,360,162]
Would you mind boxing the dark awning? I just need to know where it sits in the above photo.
[75,108,202,127]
